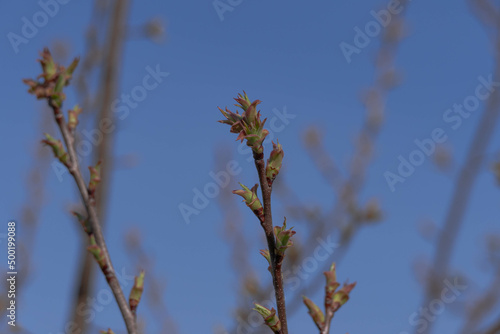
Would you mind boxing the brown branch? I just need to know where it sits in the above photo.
[253,153,288,334]
[50,103,137,334]
[481,317,500,334]
[321,308,334,334]
[95,0,129,217]
[461,267,500,333]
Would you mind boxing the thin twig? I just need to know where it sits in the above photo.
[476,315,500,334]
[321,308,334,334]
[461,268,500,333]
[254,153,288,334]
[50,103,137,334]
[417,5,500,333]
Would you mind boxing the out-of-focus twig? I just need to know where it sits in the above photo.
[24,49,138,334]
[416,2,500,333]
[70,0,130,332]
[460,242,500,333]
[278,0,409,316]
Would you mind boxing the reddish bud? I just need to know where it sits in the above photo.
[88,161,102,198]
[274,217,296,257]
[68,105,82,131]
[129,271,145,313]
[260,249,272,273]
[266,141,284,186]
[302,296,325,330]
[41,133,70,167]
[253,303,281,333]
[219,91,268,156]
[233,183,264,222]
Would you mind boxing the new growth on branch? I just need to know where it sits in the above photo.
[23,48,144,334]
[219,92,356,334]
[21,49,356,334]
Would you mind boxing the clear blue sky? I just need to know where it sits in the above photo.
[1,0,499,333]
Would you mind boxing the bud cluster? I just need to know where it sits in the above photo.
[302,263,356,331]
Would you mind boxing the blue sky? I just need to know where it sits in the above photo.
[1,0,499,333]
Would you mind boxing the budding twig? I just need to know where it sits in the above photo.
[24,49,138,334]
[219,92,290,334]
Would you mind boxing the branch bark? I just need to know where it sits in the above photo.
[254,153,288,334]
[480,316,500,334]
[321,309,334,334]
[51,103,137,334]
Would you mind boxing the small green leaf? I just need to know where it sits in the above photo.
[259,249,272,273]
[234,91,252,111]
[253,303,281,333]
[88,161,102,197]
[274,217,296,257]
[218,92,269,156]
[324,263,355,314]
[72,211,92,235]
[129,271,145,313]
[302,296,325,330]
[331,282,356,312]
[233,183,264,222]
[65,57,80,78]
[266,141,284,186]
[68,105,82,131]
[39,48,57,79]
[41,133,70,167]
[54,73,65,93]
[87,235,106,269]
[324,263,339,294]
